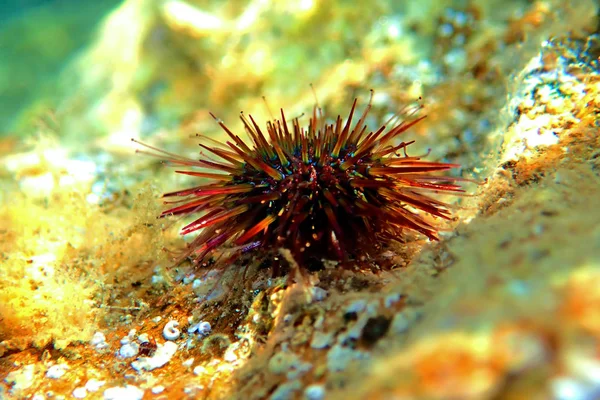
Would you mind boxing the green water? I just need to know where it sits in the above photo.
[0,0,122,136]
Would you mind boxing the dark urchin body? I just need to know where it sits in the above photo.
[136,93,466,268]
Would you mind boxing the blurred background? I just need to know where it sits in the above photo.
[0,0,122,136]
[1,0,548,157]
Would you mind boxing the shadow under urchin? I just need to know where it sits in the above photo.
[134,91,467,275]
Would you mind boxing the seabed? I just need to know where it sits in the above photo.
[1,1,600,399]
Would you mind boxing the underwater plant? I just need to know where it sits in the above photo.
[134,91,466,270]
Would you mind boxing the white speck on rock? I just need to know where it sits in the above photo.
[193,365,207,376]
[310,331,334,349]
[224,349,237,363]
[345,300,367,314]
[188,321,211,336]
[72,387,87,398]
[327,345,369,373]
[151,275,165,285]
[163,320,181,340]
[119,342,139,359]
[183,274,196,284]
[103,385,144,400]
[183,385,204,395]
[85,379,105,392]
[310,287,328,302]
[131,341,178,371]
[304,384,325,400]
[91,332,108,351]
[120,330,137,345]
[151,386,165,394]
[46,364,69,379]
[137,333,150,343]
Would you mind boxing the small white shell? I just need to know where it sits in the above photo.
[137,333,150,343]
[163,320,181,340]
[46,364,69,379]
[72,387,87,399]
[85,379,105,392]
[188,321,211,336]
[304,384,325,400]
[119,343,139,358]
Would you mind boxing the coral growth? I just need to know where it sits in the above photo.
[0,136,166,354]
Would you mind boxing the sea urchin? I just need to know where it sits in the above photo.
[135,92,466,269]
